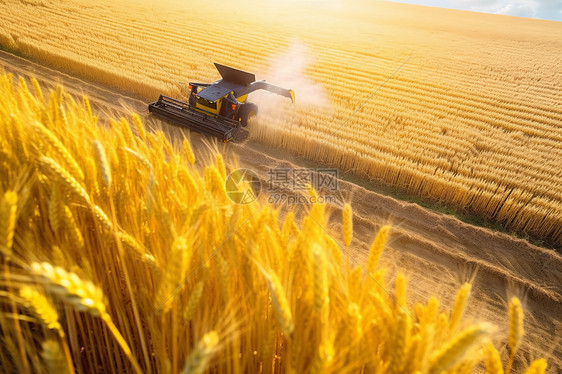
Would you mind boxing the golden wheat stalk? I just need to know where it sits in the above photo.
[183,138,195,165]
[177,164,199,195]
[404,334,420,373]
[30,262,142,374]
[93,140,112,190]
[310,338,336,374]
[93,204,113,231]
[205,166,227,201]
[16,76,34,114]
[312,244,328,313]
[523,359,547,374]
[415,323,436,373]
[56,101,69,129]
[31,77,44,104]
[31,262,106,316]
[118,232,157,267]
[216,253,230,301]
[119,117,135,149]
[41,340,70,374]
[266,272,295,336]
[61,205,84,250]
[435,312,451,343]
[483,342,504,374]
[20,272,74,374]
[48,185,63,234]
[123,146,153,171]
[155,236,191,313]
[388,309,411,374]
[305,188,324,228]
[506,297,524,374]
[38,156,91,205]
[449,283,471,333]
[366,225,390,274]
[395,273,407,312]
[508,297,524,354]
[215,153,226,178]
[428,323,492,374]
[324,234,343,266]
[0,190,18,257]
[31,122,84,182]
[183,279,205,322]
[82,96,92,120]
[181,331,219,374]
[342,203,353,247]
[131,113,146,141]
[19,287,61,331]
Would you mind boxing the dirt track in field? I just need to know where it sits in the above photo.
[2,50,560,370]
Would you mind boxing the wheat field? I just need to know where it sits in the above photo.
[0,65,550,373]
[0,0,561,246]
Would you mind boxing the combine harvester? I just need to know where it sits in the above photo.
[149,63,295,142]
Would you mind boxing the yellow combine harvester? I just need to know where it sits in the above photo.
[149,63,295,142]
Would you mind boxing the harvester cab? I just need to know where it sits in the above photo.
[148,63,294,142]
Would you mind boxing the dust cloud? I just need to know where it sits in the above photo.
[250,42,330,116]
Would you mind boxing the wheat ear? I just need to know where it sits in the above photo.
[118,232,157,266]
[31,262,105,316]
[181,331,219,374]
[215,152,226,178]
[48,185,64,234]
[155,236,191,313]
[0,191,18,257]
[20,287,76,374]
[506,297,524,374]
[267,272,295,336]
[61,205,84,250]
[93,204,113,230]
[31,122,84,182]
[41,340,69,374]
[483,342,504,374]
[131,113,146,141]
[119,117,135,148]
[524,359,547,374]
[31,262,142,374]
[342,203,353,247]
[38,156,91,205]
[19,287,61,331]
[389,309,411,374]
[312,244,328,313]
[183,138,195,165]
[428,323,491,374]
[366,225,390,274]
[31,78,44,104]
[82,96,92,120]
[307,184,325,223]
[183,279,205,322]
[93,140,111,190]
[123,146,152,171]
[395,272,407,312]
[450,283,471,332]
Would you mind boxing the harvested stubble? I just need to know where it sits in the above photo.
[0,72,547,373]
